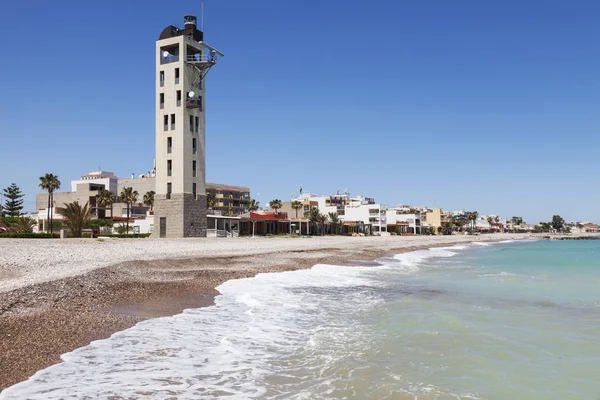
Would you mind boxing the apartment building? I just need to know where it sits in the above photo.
[206,182,251,216]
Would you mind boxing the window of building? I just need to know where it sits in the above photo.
[163,115,168,131]
[159,93,164,109]
[160,71,165,87]
[170,114,175,130]
[195,116,199,133]
[167,183,172,199]
[192,160,197,177]
[160,44,179,65]
[189,115,194,132]
[167,137,172,154]
[167,160,172,177]
[199,96,203,112]
[193,183,197,199]
[176,90,181,107]
[197,78,202,90]
[175,68,180,84]
[192,138,197,154]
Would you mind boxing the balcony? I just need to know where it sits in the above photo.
[186,98,202,109]
[186,54,209,64]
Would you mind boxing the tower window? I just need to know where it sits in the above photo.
[189,115,194,132]
[170,114,175,130]
[195,116,199,133]
[192,138,197,154]
[175,68,180,84]
[197,78,202,90]
[167,160,172,177]
[167,183,172,200]
[160,71,165,87]
[193,183,197,199]
[176,90,181,107]
[193,160,197,178]
[167,137,172,154]
[199,96,203,112]
[163,115,168,131]
[159,93,164,109]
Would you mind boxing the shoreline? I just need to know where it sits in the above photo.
[0,234,535,391]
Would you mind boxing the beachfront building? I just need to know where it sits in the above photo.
[206,183,251,216]
[153,15,223,238]
[386,207,422,234]
[422,208,447,232]
[36,170,249,235]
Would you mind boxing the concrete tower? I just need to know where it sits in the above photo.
[153,15,223,238]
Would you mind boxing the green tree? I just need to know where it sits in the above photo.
[120,187,138,234]
[487,216,494,232]
[115,223,133,234]
[97,189,114,218]
[511,216,524,225]
[308,207,321,235]
[206,192,216,209]
[538,222,552,233]
[2,183,25,217]
[439,221,454,235]
[9,216,35,233]
[143,190,155,211]
[317,213,328,235]
[39,174,61,233]
[269,199,282,215]
[451,215,466,232]
[247,199,259,212]
[291,200,303,219]
[57,201,92,238]
[551,215,565,232]
[328,212,342,234]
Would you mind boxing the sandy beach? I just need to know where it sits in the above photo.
[0,234,535,391]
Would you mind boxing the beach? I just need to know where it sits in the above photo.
[0,234,535,391]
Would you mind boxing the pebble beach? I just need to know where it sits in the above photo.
[0,234,535,391]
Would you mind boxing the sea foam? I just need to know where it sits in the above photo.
[0,264,381,399]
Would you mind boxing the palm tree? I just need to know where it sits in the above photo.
[9,216,36,234]
[247,199,259,212]
[328,212,342,234]
[317,213,328,236]
[120,187,138,234]
[308,207,321,235]
[291,200,303,219]
[97,189,114,218]
[56,201,92,238]
[269,199,282,215]
[206,192,216,210]
[487,216,494,232]
[143,191,155,212]
[39,174,61,233]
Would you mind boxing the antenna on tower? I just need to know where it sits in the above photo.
[201,0,205,32]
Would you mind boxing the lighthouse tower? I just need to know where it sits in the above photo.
[153,15,223,238]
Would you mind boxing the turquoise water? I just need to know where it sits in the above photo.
[3,240,600,399]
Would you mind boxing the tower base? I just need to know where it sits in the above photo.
[152,193,207,238]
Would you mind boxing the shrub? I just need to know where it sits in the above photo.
[97,233,151,238]
[0,233,60,239]
[85,219,114,228]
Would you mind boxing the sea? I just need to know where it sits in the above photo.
[2,240,600,399]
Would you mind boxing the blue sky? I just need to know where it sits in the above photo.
[0,0,598,223]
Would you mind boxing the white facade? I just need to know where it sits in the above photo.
[71,171,118,194]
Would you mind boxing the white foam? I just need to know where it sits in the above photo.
[0,264,381,399]
[470,242,491,247]
[391,246,464,270]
